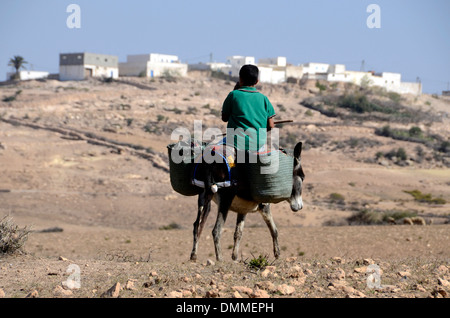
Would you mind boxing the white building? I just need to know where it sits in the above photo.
[119,53,188,78]
[258,57,287,84]
[59,52,119,81]
[225,56,256,78]
[7,70,49,81]
[299,62,421,95]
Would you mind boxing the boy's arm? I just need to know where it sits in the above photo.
[267,116,275,130]
[222,112,229,122]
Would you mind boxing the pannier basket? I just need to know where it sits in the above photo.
[167,141,205,196]
[244,149,294,203]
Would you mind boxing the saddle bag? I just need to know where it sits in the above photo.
[244,149,294,203]
[167,141,205,196]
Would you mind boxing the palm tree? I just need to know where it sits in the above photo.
[8,55,28,80]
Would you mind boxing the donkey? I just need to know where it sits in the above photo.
[190,142,305,262]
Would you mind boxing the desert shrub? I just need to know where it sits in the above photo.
[438,141,450,154]
[404,190,446,205]
[305,109,314,117]
[408,126,423,138]
[2,90,22,102]
[0,216,32,254]
[159,222,182,230]
[329,193,345,204]
[315,81,327,92]
[347,209,417,225]
[337,94,391,114]
[277,104,286,112]
[247,254,270,270]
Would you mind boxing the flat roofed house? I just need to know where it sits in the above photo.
[59,52,119,81]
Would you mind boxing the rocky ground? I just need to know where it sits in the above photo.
[0,74,449,300]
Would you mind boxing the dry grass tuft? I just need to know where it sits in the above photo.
[0,216,32,255]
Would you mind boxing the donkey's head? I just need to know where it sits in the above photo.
[289,142,305,212]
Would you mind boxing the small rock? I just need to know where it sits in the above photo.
[251,289,270,298]
[125,279,137,290]
[26,290,39,298]
[327,268,346,280]
[167,291,183,298]
[276,284,295,295]
[332,257,344,264]
[438,278,450,287]
[411,216,426,225]
[58,256,69,261]
[403,218,413,225]
[413,284,427,292]
[354,266,367,274]
[101,282,121,298]
[397,271,411,278]
[255,281,276,292]
[205,289,220,298]
[206,259,215,266]
[363,259,374,265]
[232,291,243,298]
[232,286,253,296]
[54,285,73,297]
[0,288,5,298]
[432,286,447,298]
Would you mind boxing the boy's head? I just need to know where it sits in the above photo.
[239,64,259,86]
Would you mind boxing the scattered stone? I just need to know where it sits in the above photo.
[167,290,183,298]
[232,286,253,296]
[332,257,344,264]
[354,266,367,274]
[58,256,69,261]
[438,278,450,287]
[260,266,277,278]
[363,259,374,265]
[255,281,276,292]
[25,290,39,298]
[327,268,346,280]
[387,217,396,224]
[432,286,447,298]
[276,284,295,295]
[377,285,401,293]
[205,289,220,298]
[0,288,5,298]
[125,279,137,290]
[413,284,427,292]
[232,291,243,298]
[403,218,413,225]
[54,285,73,297]
[251,289,270,298]
[206,259,215,266]
[101,282,121,298]
[411,216,426,225]
[397,271,411,278]
[436,265,448,275]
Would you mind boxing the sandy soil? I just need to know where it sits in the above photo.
[0,75,449,300]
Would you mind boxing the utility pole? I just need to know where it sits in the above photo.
[360,59,365,72]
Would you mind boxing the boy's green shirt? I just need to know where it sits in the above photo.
[221,86,276,151]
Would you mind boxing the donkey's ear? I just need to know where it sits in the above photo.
[294,142,303,158]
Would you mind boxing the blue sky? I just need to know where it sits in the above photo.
[0,0,448,94]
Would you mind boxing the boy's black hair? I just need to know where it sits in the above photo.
[239,64,259,86]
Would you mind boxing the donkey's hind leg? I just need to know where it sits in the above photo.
[232,213,246,261]
[212,191,234,261]
[259,203,280,259]
[190,192,212,261]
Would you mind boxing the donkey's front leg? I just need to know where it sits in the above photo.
[191,192,212,261]
[259,203,280,259]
